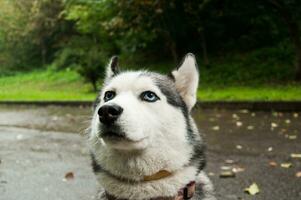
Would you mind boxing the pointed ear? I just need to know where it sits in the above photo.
[171,53,199,111]
[105,56,119,80]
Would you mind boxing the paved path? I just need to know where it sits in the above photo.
[0,127,97,200]
[0,105,300,200]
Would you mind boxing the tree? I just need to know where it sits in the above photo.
[267,0,301,81]
[0,0,68,70]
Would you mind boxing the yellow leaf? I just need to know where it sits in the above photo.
[281,163,292,168]
[291,153,301,159]
[245,183,260,195]
[288,135,297,140]
[269,161,277,167]
[236,121,243,127]
[271,122,278,128]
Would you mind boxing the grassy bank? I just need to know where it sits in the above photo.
[0,69,301,101]
[0,70,95,101]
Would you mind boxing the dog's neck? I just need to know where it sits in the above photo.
[105,181,196,200]
[92,139,194,182]
[92,136,198,199]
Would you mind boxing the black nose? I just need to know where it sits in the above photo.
[98,104,123,125]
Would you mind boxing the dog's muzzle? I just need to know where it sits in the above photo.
[98,104,123,125]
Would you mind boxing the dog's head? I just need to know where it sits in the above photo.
[91,53,199,151]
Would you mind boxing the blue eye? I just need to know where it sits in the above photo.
[141,91,160,102]
[104,91,116,102]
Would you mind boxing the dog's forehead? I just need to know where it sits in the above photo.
[104,71,186,109]
[106,72,159,91]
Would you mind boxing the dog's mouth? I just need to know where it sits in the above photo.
[101,131,147,143]
[101,131,125,140]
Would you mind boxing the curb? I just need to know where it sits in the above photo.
[0,101,92,107]
[1,101,301,111]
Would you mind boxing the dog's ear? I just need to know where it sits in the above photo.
[171,53,199,111]
[105,56,119,80]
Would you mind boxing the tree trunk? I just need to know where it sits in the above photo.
[162,31,179,63]
[169,39,178,64]
[296,51,301,80]
[200,30,209,67]
[269,0,301,81]
[91,79,97,92]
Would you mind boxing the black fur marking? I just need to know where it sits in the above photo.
[110,56,119,76]
[90,153,102,173]
[93,93,101,111]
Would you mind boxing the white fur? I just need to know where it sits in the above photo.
[90,72,194,179]
[172,53,199,111]
[97,166,197,199]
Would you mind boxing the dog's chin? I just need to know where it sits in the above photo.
[101,133,148,151]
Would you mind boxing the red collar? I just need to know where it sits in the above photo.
[106,181,196,200]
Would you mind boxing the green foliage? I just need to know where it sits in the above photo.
[0,0,68,72]
[200,44,295,86]
[1,0,301,89]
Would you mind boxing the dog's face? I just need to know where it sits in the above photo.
[91,54,199,151]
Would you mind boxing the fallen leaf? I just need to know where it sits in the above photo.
[212,126,220,131]
[208,172,215,176]
[296,172,301,178]
[239,109,249,113]
[63,172,74,181]
[291,153,301,159]
[281,163,292,168]
[220,166,232,170]
[245,183,260,195]
[271,122,278,128]
[225,159,235,164]
[232,113,239,119]
[236,121,243,127]
[288,135,297,140]
[236,145,243,150]
[219,171,236,178]
[269,161,277,167]
[232,166,245,173]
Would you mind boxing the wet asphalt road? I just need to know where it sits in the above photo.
[0,105,300,200]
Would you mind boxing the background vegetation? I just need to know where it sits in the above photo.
[0,0,301,101]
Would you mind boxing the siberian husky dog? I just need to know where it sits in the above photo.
[89,53,216,200]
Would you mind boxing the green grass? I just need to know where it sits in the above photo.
[0,69,96,101]
[198,85,301,101]
[0,69,300,101]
